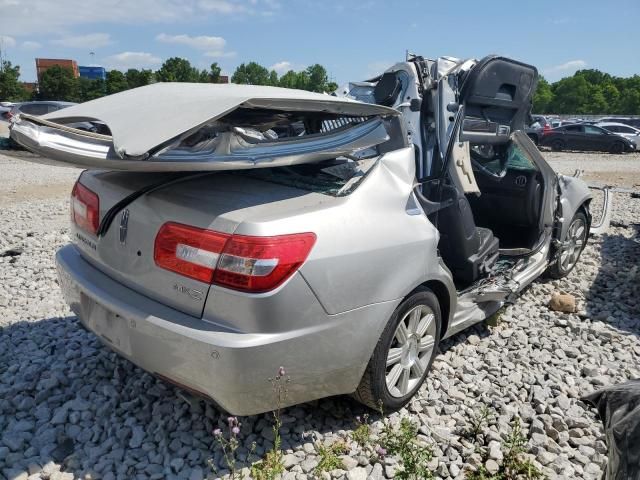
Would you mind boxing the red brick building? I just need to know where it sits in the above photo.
[35,58,79,82]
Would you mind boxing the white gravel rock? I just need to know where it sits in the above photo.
[0,152,638,479]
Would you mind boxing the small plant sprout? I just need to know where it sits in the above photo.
[464,414,546,480]
[314,441,347,474]
[250,366,290,480]
[209,416,244,479]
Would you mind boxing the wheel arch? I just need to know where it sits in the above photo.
[416,279,454,339]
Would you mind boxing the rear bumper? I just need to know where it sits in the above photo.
[56,244,397,415]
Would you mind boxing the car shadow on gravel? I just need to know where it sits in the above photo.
[0,315,383,479]
[581,224,640,336]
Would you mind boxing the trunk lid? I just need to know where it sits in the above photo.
[10,83,399,171]
[72,163,364,317]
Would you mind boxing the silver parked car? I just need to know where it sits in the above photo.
[10,55,612,415]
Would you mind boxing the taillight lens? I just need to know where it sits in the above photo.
[71,181,100,234]
[154,223,230,283]
[542,124,552,136]
[154,222,316,292]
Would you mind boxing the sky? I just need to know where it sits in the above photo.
[1,0,639,85]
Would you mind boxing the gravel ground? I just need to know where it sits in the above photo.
[543,148,640,189]
[0,151,639,480]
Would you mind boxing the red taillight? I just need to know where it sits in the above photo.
[154,222,316,292]
[542,124,553,136]
[154,223,230,283]
[71,181,100,234]
[3,112,12,120]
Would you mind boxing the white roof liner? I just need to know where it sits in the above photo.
[42,82,398,158]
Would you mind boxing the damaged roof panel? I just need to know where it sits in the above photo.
[10,83,401,171]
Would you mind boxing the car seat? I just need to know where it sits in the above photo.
[435,185,499,285]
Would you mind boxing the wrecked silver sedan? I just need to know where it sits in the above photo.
[10,55,612,415]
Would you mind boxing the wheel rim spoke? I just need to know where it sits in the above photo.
[386,347,403,367]
[418,335,435,354]
[395,321,409,345]
[386,364,403,390]
[411,358,426,377]
[407,307,421,334]
[415,313,433,337]
[398,367,410,394]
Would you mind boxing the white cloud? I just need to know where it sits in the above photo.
[0,35,17,48]
[156,33,235,58]
[197,0,247,13]
[204,50,236,58]
[51,33,112,49]
[21,40,42,50]
[542,60,587,76]
[156,33,225,50]
[103,51,162,70]
[269,61,292,74]
[0,0,281,36]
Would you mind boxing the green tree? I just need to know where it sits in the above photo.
[0,61,28,101]
[38,65,77,101]
[584,84,608,114]
[76,77,105,102]
[549,75,591,114]
[268,70,278,86]
[532,76,554,113]
[209,62,222,83]
[305,64,330,92]
[601,82,620,111]
[231,62,272,85]
[125,68,154,89]
[156,57,200,82]
[617,87,640,115]
[278,70,299,89]
[105,70,129,95]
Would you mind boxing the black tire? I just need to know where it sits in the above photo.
[546,211,588,279]
[353,288,441,412]
[609,141,624,154]
[551,139,565,151]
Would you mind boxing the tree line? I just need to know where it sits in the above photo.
[0,57,338,103]
[2,57,640,115]
[533,69,640,115]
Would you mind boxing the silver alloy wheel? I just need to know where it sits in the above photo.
[559,217,586,272]
[385,304,437,398]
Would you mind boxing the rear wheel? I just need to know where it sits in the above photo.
[546,211,588,278]
[551,139,565,151]
[353,288,441,411]
[610,141,624,154]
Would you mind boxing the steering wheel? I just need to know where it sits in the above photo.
[470,144,509,180]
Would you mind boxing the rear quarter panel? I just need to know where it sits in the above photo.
[284,147,448,315]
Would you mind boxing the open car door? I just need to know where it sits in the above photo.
[9,83,401,171]
[457,56,538,144]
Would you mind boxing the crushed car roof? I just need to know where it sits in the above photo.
[39,82,399,158]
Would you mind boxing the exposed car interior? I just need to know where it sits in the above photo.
[429,139,545,287]
[365,58,544,287]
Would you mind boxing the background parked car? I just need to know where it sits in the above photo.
[597,122,640,142]
[525,114,551,144]
[4,101,76,121]
[598,117,640,129]
[541,123,636,153]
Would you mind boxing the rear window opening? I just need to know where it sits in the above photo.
[238,156,378,197]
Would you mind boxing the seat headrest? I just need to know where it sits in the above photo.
[373,72,402,107]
